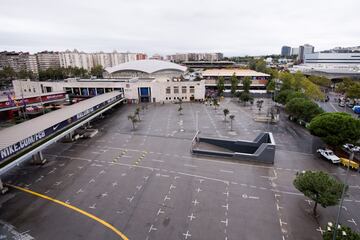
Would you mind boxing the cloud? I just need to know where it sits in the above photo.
[0,0,359,56]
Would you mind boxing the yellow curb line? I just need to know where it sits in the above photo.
[6,184,129,240]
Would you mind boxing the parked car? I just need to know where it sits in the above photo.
[338,102,345,107]
[340,158,359,170]
[316,148,340,164]
[347,102,354,108]
[353,106,360,114]
[343,143,360,152]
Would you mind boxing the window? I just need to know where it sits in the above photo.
[182,86,187,94]
[166,87,171,94]
[174,86,179,94]
[190,86,195,93]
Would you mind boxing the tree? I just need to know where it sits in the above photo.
[293,71,304,91]
[308,76,331,88]
[346,82,360,99]
[256,99,264,112]
[301,78,325,101]
[266,79,275,92]
[293,171,345,216]
[90,65,104,78]
[308,112,360,147]
[230,73,239,96]
[242,76,252,93]
[1,66,16,80]
[223,108,229,122]
[323,223,360,240]
[279,72,294,91]
[286,91,307,103]
[275,89,294,105]
[213,98,219,110]
[285,98,323,122]
[336,78,353,94]
[128,115,138,130]
[17,69,34,79]
[178,105,183,115]
[229,115,235,131]
[217,76,225,96]
[239,92,253,106]
[135,107,141,121]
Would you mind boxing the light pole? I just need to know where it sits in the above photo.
[332,150,354,240]
[195,111,199,133]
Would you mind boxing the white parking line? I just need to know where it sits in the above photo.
[220,169,234,174]
[184,164,197,168]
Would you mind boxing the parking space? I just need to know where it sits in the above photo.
[1,100,360,239]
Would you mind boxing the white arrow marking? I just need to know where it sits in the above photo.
[221,218,229,227]
[148,225,157,233]
[157,208,164,216]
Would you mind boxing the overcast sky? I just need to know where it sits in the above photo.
[0,0,359,57]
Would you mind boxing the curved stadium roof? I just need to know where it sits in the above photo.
[106,59,187,74]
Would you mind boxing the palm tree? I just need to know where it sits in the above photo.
[229,114,235,131]
[135,107,141,121]
[128,115,138,130]
[223,108,229,122]
[213,98,219,110]
[178,105,183,115]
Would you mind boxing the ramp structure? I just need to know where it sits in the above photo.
[191,132,276,164]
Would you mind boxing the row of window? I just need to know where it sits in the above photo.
[166,86,195,94]
[165,96,188,100]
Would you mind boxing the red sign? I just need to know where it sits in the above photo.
[0,93,65,109]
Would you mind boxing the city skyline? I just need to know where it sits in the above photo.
[1,0,359,56]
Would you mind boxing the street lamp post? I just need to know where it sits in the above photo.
[332,150,354,240]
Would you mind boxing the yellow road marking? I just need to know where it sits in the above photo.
[6,184,129,240]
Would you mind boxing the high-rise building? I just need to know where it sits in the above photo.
[166,53,223,63]
[0,51,28,72]
[299,44,314,63]
[26,55,39,74]
[281,46,291,57]
[36,51,60,71]
[291,47,299,56]
[59,49,94,70]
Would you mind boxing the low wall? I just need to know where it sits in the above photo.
[192,132,276,164]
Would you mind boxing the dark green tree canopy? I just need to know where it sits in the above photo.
[242,76,252,93]
[217,76,225,96]
[275,89,294,105]
[286,91,307,103]
[323,224,360,240]
[90,65,104,78]
[293,171,344,216]
[230,73,239,96]
[285,97,323,122]
[308,112,360,147]
[239,91,253,105]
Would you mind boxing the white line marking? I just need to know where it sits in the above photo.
[152,159,164,163]
[184,164,197,168]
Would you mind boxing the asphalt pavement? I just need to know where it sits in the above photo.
[0,98,359,240]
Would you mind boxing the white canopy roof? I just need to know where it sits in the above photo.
[106,60,187,74]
